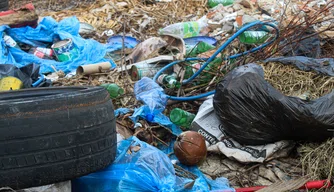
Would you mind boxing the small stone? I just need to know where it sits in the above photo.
[222,22,234,33]
[239,0,251,9]
[233,3,242,11]
[213,13,224,22]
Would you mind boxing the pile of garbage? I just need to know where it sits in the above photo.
[1,0,334,191]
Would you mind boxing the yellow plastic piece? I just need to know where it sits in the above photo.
[0,76,24,91]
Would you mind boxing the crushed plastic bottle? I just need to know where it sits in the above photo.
[239,31,270,44]
[170,108,196,130]
[157,73,181,88]
[159,16,209,38]
[184,57,222,83]
[134,77,168,122]
[208,0,234,8]
[101,83,124,99]
[186,41,215,57]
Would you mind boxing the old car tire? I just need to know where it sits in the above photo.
[0,0,9,12]
[0,86,117,189]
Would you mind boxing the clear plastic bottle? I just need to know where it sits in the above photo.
[159,16,209,38]
[157,73,181,88]
[170,108,196,130]
[208,0,234,8]
[100,84,124,99]
[239,31,270,44]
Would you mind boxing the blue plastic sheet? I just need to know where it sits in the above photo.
[0,16,116,74]
[72,136,235,192]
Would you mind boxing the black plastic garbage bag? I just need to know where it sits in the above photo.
[280,27,321,58]
[213,63,334,145]
[0,63,51,88]
[265,56,334,76]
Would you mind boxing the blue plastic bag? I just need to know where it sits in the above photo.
[133,77,168,121]
[130,77,182,135]
[0,16,116,74]
[72,136,235,192]
[72,136,177,192]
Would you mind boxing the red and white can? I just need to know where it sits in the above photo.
[33,47,53,59]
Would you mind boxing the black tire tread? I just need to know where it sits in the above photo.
[0,86,116,189]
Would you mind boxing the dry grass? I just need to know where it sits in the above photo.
[260,62,334,99]
[298,139,334,181]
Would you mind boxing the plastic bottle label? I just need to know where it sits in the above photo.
[36,47,53,57]
[183,22,200,38]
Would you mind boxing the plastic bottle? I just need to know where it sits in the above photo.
[159,16,209,38]
[186,41,215,57]
[170,108,196,130]
[239,31,270,44]
[208,0,234,8]
[100,83,124,99]
[3,33,20,49]
[184,57,222,83]
[157,73,181,88]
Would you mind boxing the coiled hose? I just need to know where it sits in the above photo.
[153,21,279,101]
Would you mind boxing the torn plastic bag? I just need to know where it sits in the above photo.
[279,27,321,58]
[191,97,294,163]
[264,56,334,76]
[0,16,116,74]
[0,63,51,88]
[213,63,334,145]
[72,136,235,192]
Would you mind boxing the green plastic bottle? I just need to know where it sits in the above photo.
[184,57,222,83]
[208,0,234,8]
[100,83,124,99]
[239,31,270,44]
[186,41,215,57]
[170,108,196,130]
[157,73,181,88]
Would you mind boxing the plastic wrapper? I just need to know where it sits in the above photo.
[264,56,334,76]
[0,16,116,74]
[0,63,50,88]
[72,136,235,192]
[213,63,334,145]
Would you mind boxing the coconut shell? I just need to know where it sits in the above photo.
[174,131,207,166]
